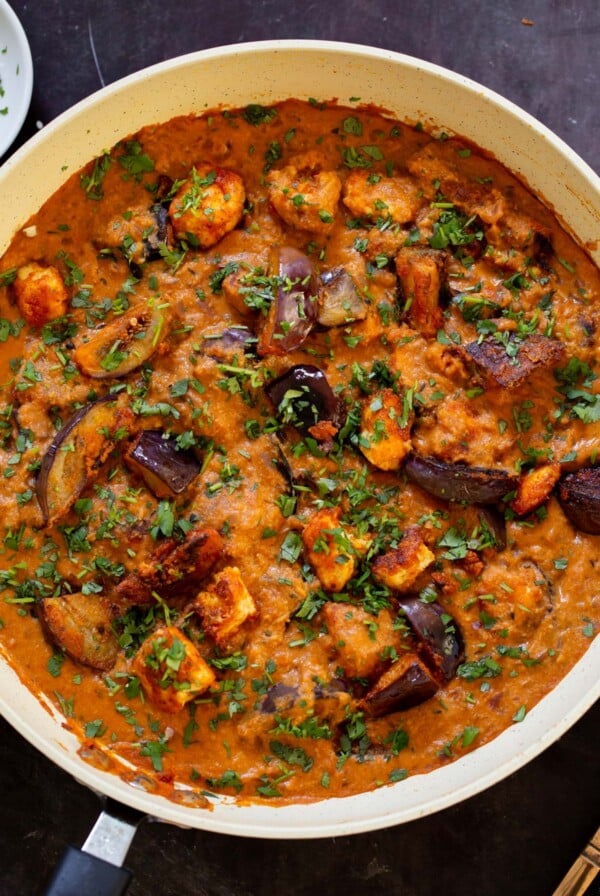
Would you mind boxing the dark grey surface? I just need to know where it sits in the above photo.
[0,1,598,894]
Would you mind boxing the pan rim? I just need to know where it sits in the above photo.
[0,38,598,838]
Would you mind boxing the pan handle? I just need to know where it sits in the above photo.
[42,846,132,896]
[42,798,142,896]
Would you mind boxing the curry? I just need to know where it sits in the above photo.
[0,99,597,805]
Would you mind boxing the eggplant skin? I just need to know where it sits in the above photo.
[362,653,438,718]
[73,305,165,379]
[405,454,518,505]
[558,467,600,534]
[125,430,201,497]
[398,597,465,681]
[39,593,119,671]
[257,247,318,355]
[37,398,132,525]
[265,363,346,431]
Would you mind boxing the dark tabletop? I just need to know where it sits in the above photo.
[0,1,599,894]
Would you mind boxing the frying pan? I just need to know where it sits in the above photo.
[0,39,598,893]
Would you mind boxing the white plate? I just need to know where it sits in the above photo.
[0,0,32,158]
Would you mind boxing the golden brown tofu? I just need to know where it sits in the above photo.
[169,164,245,248]
[302,507,357,593]
[342,170,420,224]
[133,625,216,713]
[512,463,561,516]
[359,388,413,471]
[268,153,342,235]
[396,247,446,338]
[371,526,435,592]
[193,566,257,648]
[13,262,69,327]
[322,603,402,680]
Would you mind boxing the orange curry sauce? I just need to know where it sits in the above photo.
[0,99,597,805]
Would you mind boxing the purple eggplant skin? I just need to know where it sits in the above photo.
[202,326,257,360]
[558,467,600,534]
[398,597,465,681]
[36,395,125,524]
[362,654,439,718]
[405,454,518,505]
[478,506,507,551]
[125,430,201,498]
[265,364,346,431]
[257,247,319,355]
[260,683,298,713]
[318,267,367,327]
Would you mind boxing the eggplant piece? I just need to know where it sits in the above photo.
[257,246,319,355]
[558,467,600,534]
[465,334,565,388]
[125,430,201,498]
[265,364,346,431]
[73,305,166,379]
[405,454,518,505]
[114,527,224,607]
[260,683,299,713]
[142,203,171,261]
[317,267,367,327]
[478,506,507,551]
[202,326,257,360]
[398,597,464,681]
[362,652,439,718]
[39,592,118,671]
[37,397,132,525]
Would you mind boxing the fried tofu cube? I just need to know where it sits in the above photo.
[132,625,216,713]
[512,463,561,516]
[372,526,435,592]
[13,262,69,327]
[395,247,446,338]
[302,507,357,593]
[322,603,401,679]
[193,566,257,648]
[359,388,413,471]
[169,164,246,249]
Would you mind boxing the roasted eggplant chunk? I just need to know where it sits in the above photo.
[37,397,132,525]
[398,597,465,681]
[265,363,345,432]
[114,528,224,607]
[465,334,565,388]
[73,304,166,378]
[362,652,439,718]
[201,326,256,360]
[125,430,201,498]
[318,267,367,327]
[39,593,119,671]
[258,247,319,355]
[558,467,600,534]
[405,454,517,504]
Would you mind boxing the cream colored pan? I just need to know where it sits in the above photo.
[0,42,598,853]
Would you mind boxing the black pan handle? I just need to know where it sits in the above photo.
[42,798,143,896]
[43,845,132,896]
